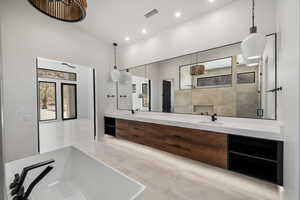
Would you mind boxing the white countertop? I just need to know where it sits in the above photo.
[105,111,284,141]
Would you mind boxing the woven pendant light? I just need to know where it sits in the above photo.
[28,0,87,22]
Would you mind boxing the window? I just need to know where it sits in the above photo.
[142,83,149,107]
[38,68,77,81]
[197,74,232,87]
[180,57,233,89]
[61,83,77,120]
[39,82,57,121]
[180,66,193,90]
[237,72,256,84]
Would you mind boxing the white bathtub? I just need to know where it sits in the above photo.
[5,146,145,200]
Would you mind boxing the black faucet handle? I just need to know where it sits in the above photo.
[212,113,218,121]
[14,186,24,199]
[9,174,20,189]
[12,165,54,200]
[11,185,24,197]
[11,159,55,197]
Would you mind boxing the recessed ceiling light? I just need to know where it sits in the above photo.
[142,28,147,34]
[125,37,130,41]
[175,12,181,18]
[209,0,215,3]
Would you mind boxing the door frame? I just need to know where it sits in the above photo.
[162,79,173,113]
[61,83,78,121]
[35,58,98,153]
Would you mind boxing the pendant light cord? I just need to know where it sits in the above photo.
[113,43,117,69]
[252,0,255,28]
[249,0,257,33]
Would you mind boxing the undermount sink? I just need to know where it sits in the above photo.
[5,146,145,200]
[198,120,224,126]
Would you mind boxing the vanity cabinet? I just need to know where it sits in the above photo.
[116,119,228,169]
[228,135,283,185]
[111,118,283,185]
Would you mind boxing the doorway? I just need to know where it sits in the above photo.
[162,80,172,113]
[36,58,96,153]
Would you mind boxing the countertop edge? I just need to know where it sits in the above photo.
[104,113,284,141]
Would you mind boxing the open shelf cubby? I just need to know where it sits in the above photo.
[228,135,283,185]
[104,117,116,137]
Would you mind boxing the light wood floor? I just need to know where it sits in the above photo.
[39,121,282,200]
[93,136,281,200]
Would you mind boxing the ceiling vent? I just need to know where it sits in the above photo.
[144,9,159,18]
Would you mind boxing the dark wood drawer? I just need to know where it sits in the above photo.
[116,119,228,169]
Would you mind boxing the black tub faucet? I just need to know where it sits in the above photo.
[10,159,55,200]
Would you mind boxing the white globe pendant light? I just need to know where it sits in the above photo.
[241,0,266,63]
[111,67,120,82]
[110,43,121,82]
[121,69,132,83]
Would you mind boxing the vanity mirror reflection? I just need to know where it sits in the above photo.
[117,34,277,120]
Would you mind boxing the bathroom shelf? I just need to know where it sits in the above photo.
[229,153,278,184]
[104,117,116,137]
[105,124,115,128]
[228,135,280,160]
[228,135,283,185]
[228,151,278,163]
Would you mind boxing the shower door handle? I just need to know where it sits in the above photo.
[266,87,282,93]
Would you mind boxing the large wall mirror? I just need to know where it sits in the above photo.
[118,34,277,120]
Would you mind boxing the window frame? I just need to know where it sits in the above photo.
[38,81,58,122]
[179,56,233,90]
[61,83,78,121]
[196,74,232,88]
[37,68,77,81]
[237,72,256,84]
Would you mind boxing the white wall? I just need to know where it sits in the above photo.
[262,36,276,119]
[77,66,94,119]
[276,0,300,199]
[0,0,112,162]
[147,63,160,111]
[117,75,133,110]
[118,0,276,68]
[0,13,6,200]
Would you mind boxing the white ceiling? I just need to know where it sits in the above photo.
[76,0,237,46]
